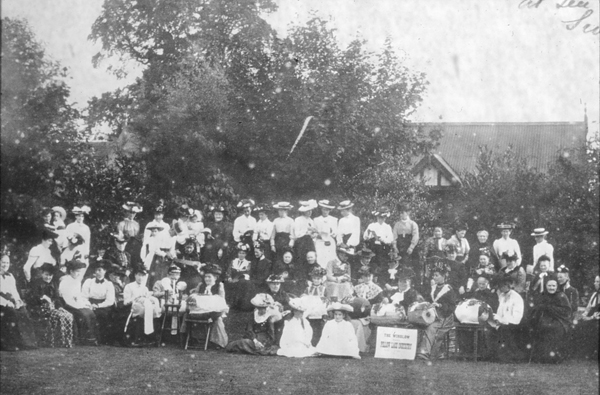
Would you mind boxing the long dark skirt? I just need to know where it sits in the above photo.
[92,305,114,345]
[41,307,74,348]
[0,306,38,350]
[274,232,291,261]
[294,235,315,268]
[308,318,325,347]
[109,305,133,346]
[148,255,170,289]
[64,305,97,345]
[225,339,279,355]
[487,324,528,362]
[572,319,599,360]
[531,317,569,363]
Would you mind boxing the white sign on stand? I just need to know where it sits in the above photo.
[374,327,419,360]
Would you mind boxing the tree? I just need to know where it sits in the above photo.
[88,2,437,215]
[539,139,599,286]
[447,142,599,287]
[1,17,82,232]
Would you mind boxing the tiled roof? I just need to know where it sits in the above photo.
[419,122,587,174]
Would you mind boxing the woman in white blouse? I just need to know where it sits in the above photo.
[363,206,394,269]
[1,252,38,350]
[81,261,115,345]
[65,205,92,258]
[23,229,58,283]
[58,260,98,346]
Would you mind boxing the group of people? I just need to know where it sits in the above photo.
[0,199,597,364]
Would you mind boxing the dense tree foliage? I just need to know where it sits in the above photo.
[88,0,437,207]
[1,18,81,232]
[446,141,599,287]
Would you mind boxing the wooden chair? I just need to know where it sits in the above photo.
[454,323,486,361]
[157,301,182,346]
[183,313,213,351]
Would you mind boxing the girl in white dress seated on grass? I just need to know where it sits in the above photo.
[277,298,317,358]
[315,302,361,359]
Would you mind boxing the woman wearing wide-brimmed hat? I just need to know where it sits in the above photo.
[104,230,133,280]
[143,200,170,244]
[315,302,361,359]
[277,298,317,358]
[270,202,295,261]
[182,264,229,349]
[225,293,282,355]
[118,201,143,240]
[313,199,338,268]
[27,262,74,348]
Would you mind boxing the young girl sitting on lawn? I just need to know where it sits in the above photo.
[315,302,361,359]
[277,298,317,358]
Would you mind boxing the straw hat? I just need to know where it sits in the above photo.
[531,228,549,237]
[251,293,275,308]
[337,200,354,210]
[273,202,293,210]
[326,302,353,313]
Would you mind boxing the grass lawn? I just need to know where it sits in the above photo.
[1,311,598,395]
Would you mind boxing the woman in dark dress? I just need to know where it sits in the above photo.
[225,293,282,355]
[529,274,572,363]
[204,205,234,271]
[184,264,229,348]
[28,263,74,348]
[573,274,599,360]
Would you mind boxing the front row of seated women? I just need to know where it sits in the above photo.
[1,248,598,364]
[225,294,361,359]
